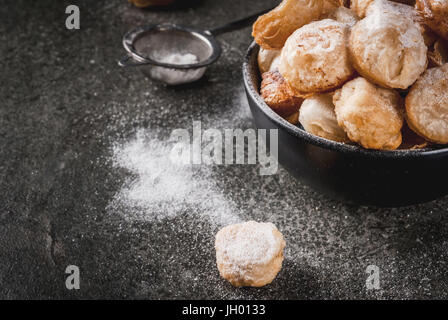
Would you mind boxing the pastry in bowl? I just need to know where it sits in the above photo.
[333,77,404,150]
[349,0,427,89]
[279,19,355,97]
[260,71,303,123]
[406,64,448,144]
[299,93,350,143]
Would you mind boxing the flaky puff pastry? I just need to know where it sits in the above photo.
[352,0,435,46]
[416,0,448,41]
[252,0,326,50]
[349,1,427,89]
[215,221,286,287]
[279,19,355,97]
[333,77,404,150]
[260,71,303,119]
[299,94,351,142]
[406,64,448,144]
[351,0,419,18]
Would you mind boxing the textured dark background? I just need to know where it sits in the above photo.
[1,0,447,299]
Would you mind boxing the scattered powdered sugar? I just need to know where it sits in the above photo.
[108,130,242,226]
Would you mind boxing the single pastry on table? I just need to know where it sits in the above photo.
[405,64,448,144]
[299,93,350,143]
[333,77,404,150]
[349,0,427,89]
[416,0,448,41]
[260,71,303,124]
[279,19,355,97]
[215,221,286,287]
[252,0,341,50]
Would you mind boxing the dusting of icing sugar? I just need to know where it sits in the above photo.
[107,130,242,226]
[149,53,204,85]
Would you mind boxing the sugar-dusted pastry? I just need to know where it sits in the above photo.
[215,221,286,287]
[326,6,360,27]
[257,48,281,74]
[279,19,355,97]
[352,0,435,46]
[405,64,448,144]
[333,77,404,150]
[299,94,350,142]
[349,1,427,89]
[252,0,326,50]
[416,0,448,41]
[351,0,419,18]
[260,71,303,118]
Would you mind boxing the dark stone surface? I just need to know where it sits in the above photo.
[1,0,447,299]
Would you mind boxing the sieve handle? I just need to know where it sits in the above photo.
[118,54,151,67]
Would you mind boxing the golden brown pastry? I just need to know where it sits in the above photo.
[351,0,418,18]
[252,0,325,50]
[352,0,434,45]
[260,71,303,118]
[279,19,355,97]
[416,0,448,41]
[405,64,448,144]
[333,77,404,150]
[215,221,286,287]
[299,94,351,142]
[257,48,281,74]
[349,1,427,89]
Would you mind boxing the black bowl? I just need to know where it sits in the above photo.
[243,42,448,207]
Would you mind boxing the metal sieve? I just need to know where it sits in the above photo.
[118,7,273,85]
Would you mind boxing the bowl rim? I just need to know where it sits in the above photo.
[243,41,448,159]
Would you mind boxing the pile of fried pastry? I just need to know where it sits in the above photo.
[253,0,448,150]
